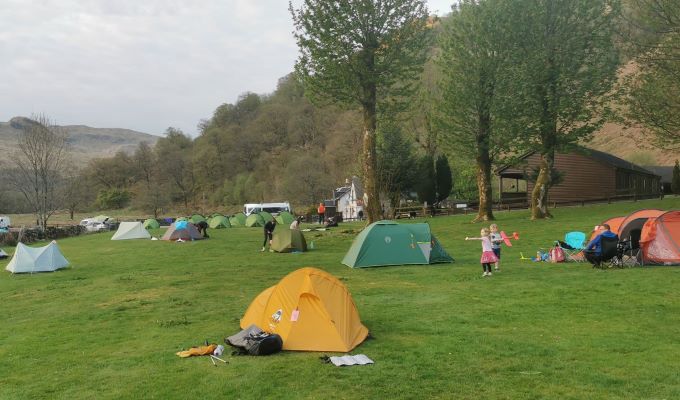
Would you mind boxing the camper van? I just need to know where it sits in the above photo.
[0,216,11,229]
[243,202,291,216]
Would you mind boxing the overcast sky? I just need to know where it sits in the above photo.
[0,1,454,136]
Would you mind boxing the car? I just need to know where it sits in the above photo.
[84,221,108,232]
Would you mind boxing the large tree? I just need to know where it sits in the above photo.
[376,122,417,217]
[290,0,431,223]
[510,0,621,219]
[437,0,515,222]
[6,114,70,230]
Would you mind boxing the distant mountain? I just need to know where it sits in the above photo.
[0,117,159,162]
[586,122,677,167]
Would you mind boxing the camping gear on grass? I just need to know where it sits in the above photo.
[176,344,217,358]
[271,228,307,253]
[322,354,374,367]
[241,267,368,352]
[245,213,265,227]
[208,215,231,229]
[549,245,565,263]
[226,324,283,356]
[342,220,453,268]
[143,219,160,229]
[555,231,586,262]
[161,222,204,241]
[640,210,680,265]
[6,241,69,273]
[111,222,152,240]
[0,249,8,259]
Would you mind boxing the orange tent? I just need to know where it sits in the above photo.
[640,211,680,265]
[241,267,368,352]
[588,216,626,242]
[617,209,665,242]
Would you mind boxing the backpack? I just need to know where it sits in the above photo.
[226,324,283,356]
[550,246,565,263]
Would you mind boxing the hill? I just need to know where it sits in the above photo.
[586,122,677,167]
[0,117,159,162]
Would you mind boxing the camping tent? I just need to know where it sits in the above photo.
[640,210,680,265]
[161,222,204,241]
[208,215,231,229]
[230,212,247,226]
[259,211,274,223]
[588,216,626,242]
[241,267,368,352]
[111,222,152,240]
[275,211,295,225]
[190,214,206,224]
[271,228,307,253]
[342,220,453,268]
[0,249,8,259]
[618,209,665,243]
[245,213,265,227]
[6,241,69,273]
[143,219,160,229]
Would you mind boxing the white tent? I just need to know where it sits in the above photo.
[6,241,70,273]
[111,222,151,240]
[0,249,8,259]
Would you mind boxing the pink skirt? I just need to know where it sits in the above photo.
[480,251,498,264]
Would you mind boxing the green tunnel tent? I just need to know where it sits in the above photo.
[230,213,247,226]
[190,214,207,224]
[259,211,274,223]
[208,215,231,229]
[275,211,295,225]
[245,213,265,227]
[271,228,307,253]
[143,219,160,229]
[342,220,453,268]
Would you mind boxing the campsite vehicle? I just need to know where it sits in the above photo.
[243,202,292,216]
[0,216,11,229]
[84,221,109,232]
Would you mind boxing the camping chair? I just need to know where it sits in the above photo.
[556,231,587,262]
[588,236,621,269]
[618,229,643,268]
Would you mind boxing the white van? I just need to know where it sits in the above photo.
[0,216,10,229]
[243,202,291,216]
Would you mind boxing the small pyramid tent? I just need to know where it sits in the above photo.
[640,210,680,265]
[6,241,69,273]
[143,219,160,229]
[208,215,231,229]
[230,212,247,226]
[112,222,152,240]
[245,213,265,227]
[342,220,454,268]
[190,214,207,224]
[161,222,204,241]
[271,228,307,253]
[275,211,295,225]
[241,267,368,352]
[259,211,274,223]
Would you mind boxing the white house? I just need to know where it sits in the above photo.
[334,176,365,221]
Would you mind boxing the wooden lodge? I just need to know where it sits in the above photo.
[497,148,662,207]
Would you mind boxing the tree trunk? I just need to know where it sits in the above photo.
[473,99,495,223]
[362,88,381,224]
[531,153,554,219]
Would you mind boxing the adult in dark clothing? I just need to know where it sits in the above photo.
[261,219,277,252]
[194,221,209,238]
[583,224,618,266]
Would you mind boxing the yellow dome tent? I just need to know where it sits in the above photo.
[240,267,368,352]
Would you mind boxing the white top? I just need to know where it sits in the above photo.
[290,220,300,230]
[481,236,493,252]
[490,233,502,249]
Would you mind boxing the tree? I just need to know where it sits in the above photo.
[131,142,168,218]
[437,0,515,222]
[155,128,196,210]
[290,0,431,223]
[416,155,436,207]
[435,155,452,205]
[622,0,680,149]
[6,114,70,230]
[377,123,417,217]
[509,0,621,219]
[672,160,680,194]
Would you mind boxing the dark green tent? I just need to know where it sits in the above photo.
[275,211,295,225]
[271,228,307,253]
[245,213,265,227]
[230,213,247,226]
[259,211,274,223]
[342,220,453,268]
[208,215,231,229]
[143,219,160,229]
[190,214,207,224]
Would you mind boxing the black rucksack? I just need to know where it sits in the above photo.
[226,324,283,356]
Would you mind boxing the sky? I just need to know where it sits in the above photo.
[0,1,454,136]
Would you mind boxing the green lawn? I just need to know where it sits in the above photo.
[1,198,679,399]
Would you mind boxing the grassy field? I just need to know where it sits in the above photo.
[1,198,679,399]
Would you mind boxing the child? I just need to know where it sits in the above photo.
[466,228,498,277]
[489,224,502,271]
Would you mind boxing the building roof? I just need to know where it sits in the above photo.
[644,166,674,183]
[334,186,350,200]
[497,147,660,177]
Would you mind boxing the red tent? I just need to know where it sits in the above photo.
[617,209,665,242]
[640,211,680,265]
[588,216,626,243]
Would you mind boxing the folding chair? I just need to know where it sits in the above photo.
[557,231,587,262]
[618,230,643,267]
[587,236,620,269]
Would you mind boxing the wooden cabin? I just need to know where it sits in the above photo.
[497,148,661,206]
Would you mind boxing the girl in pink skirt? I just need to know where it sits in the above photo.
[466,228,498,277]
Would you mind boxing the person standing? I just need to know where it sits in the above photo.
[261,218,277,252]
[465,228,498,277]
[489,224,502,271]
[317,202,326,225]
